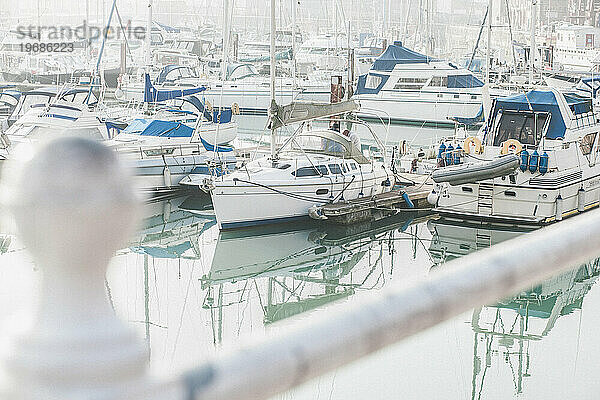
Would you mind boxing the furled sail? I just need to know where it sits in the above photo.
[268,100,359,130]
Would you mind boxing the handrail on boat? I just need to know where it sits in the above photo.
[2,135,600,399]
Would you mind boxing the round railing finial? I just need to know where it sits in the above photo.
[0,136,148,399]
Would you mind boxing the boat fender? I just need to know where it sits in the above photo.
[231,102,240,115]
[520,149,529,172]
[501,139,523,155]
[445,144,454,166]
[578,188,586,212]
[402,192,415,208]
[163,164,172,188]
[437,142,446,160]
[555,195,563,221]
[463,136,483,155]
[454,145,462,165]
[162,200,172,224]
[308,205,328,220]
[539,152,549,174]
[427,189,439,206]
[528,150,539,173]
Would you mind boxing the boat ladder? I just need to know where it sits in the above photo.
[475,230,491,250]
[477,183,494,216]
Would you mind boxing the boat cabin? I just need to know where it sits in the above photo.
[484,90,594,149]
[8,87,98,125]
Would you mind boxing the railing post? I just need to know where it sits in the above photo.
[0,137,168,399]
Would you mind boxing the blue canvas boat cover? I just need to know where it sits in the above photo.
[450,105,484,126]
[491,90,589,139]
[371,41,435,71]
[144,74,207,102]
[123,119,195,137]
[122,118,234,152]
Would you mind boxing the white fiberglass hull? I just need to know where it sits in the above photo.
[120,84,330,115]
[211,163,393,229]
[435,165,600,224]
[355,93,482,126]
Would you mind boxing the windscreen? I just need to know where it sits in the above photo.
[492,110,550,147]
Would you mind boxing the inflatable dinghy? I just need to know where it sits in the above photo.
[432,154,520,186]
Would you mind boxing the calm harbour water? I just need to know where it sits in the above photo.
[0,119,599,399]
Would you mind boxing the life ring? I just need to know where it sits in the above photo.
[231,102,240,115]
[463,136,483,155]
[501,139,523,155]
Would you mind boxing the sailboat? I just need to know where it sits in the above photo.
[209,0,394,230]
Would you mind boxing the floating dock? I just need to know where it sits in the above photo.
[312,173,433,225]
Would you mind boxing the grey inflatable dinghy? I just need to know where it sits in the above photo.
[432,154,520,186]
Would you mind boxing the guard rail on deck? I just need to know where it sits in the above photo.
[1,136,599,400]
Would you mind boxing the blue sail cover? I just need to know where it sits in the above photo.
[123,119,195,137]
[371,41,435,72]
[490,90,586,139]
[144,74,207,102]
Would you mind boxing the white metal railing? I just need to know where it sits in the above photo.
[1,136,600,400]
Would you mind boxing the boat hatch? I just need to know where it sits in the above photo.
[491,110,550,147]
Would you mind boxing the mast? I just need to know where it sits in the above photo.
[486,0,492,85]
[334,0,338,68]
[85,0,90,59]
[530,0,536,85]
[222,0,230,81]
[270,0,277,160]
[292,0,296,87]
[145,0,153,68]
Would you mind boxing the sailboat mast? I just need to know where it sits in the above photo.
[270,0,277,159]
[222,0,230,80]
[145,0,153,68]
[486,0,492,85]
[85,0,90,58]
[530,0,536,85]
[292,0,297,87]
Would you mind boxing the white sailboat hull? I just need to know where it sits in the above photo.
[211,164,393,229]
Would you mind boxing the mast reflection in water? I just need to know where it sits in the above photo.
[429,218,600,399]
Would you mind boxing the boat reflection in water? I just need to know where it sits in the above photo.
[128,196,216,260]
[428,218,600,398]
[203,212,428,341]
[119,195,432,353]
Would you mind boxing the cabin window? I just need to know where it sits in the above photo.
[394,77,428,90]
[350,163,357,170]
[580,133,596,155]
[143,148,176,157]
[365,74,383,89]
[341,164,348,173]
[328,164,343,174]
[492,110,549,147]
[429,76,448,87]
[292,165,327,177]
